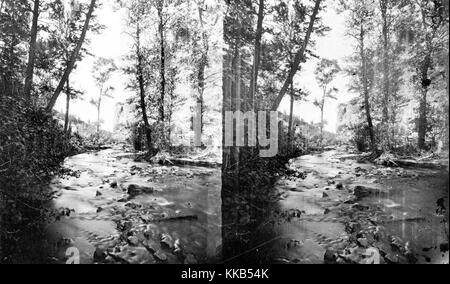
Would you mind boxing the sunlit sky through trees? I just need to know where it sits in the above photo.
[55,0,354,133]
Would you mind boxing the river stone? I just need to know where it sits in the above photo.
[353,185,388,199]
[160,233,174,250]
[324,249,337,264]
[357,238,369,248]
[127,184,154,196]
[93,248,107,262]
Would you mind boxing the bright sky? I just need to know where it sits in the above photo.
[278,3,355,133]
[54,1,132,132]
[55,0,356,134]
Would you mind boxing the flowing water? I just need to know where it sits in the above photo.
[44,148,448,264]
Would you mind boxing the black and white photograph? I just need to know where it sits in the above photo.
[0,0,449,266]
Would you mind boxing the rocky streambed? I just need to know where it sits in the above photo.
[261,150,449,264]
[43,148,448,264]
[45,148,221,264]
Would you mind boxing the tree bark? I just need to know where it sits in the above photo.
[197,1,209,134]
[157,1,166,124]
[380,0,390,149]
[288,81,294,153]
[64,79,70,133]
[136,24,153,153]
[46,0,96,112]
[418,54,431,150]
[24,0,39,100]
[250,0,264,111]
[360,23,376,151]
[320,89,325,152]
[97,87,102,149]
[271,0,322,111]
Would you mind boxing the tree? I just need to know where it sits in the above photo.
[271,0,323,111]
[92,57,116,147]
[341,0,377,152]
[46,0,97,112]
[23,0,39,100]
[314,58,340,151]
[410,0,445,150]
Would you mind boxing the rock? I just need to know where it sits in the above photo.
[324,187,331,191]
[118,220,133,232]
[343,197,357,204]
[336,183,344,190]
[353,185,388,199]
[184,254,198,264]
[324,249,337,264]
[110,181,118,188]
[390,236,404,253]
[322,192,329,198]
[154,251,168,262]
[96,190,102,197]
[374,226,387,241]
[142,239,158,254]
[327,180,335,186]
[125,202,142,209]
[160,233,174,250]
[97,207,103,213]
[345,222,362,234]
[174,239,183,256]
[127,184,154,197]
[324,208,331,215]
[357,238,369,248]
[352,203,369,211]
[93,248,107,262]
[128,236,140,246]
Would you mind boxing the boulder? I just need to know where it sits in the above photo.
[127,184,154,197]
[353,185,388,199]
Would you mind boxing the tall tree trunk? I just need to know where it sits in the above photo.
[157,1,166,123]
[380,0,390,149]
[24,0,39,100]
[288,81,294,153]
[64,79,70,133]
[197,1,209,135]
[418,54,431,150]
[46,0,96,112]
[360,24,376,151]
[250,0,264,111]
[320,90,325,152]
[444,0,450,150]
[271,0,322,111]
[136,23,153,153]
[97,87,102,149]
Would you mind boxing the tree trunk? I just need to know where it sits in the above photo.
[418,55,431,150]
[288,82,294,153]
[271,0,322,111]
[46,0,96,112]
[197,2,209,135]
[320,90,325,152]
[136,23,153,153]
[97,88,102,150]
[250,0,264,111]
[380,0,390,149]
[64,79,70,133]
[157,2,166,124]
[360,23,376,151]
[444,0,450,150]
[24,0,39,100]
